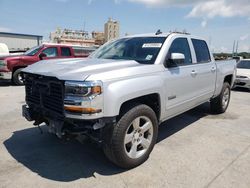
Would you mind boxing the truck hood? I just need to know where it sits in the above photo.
[0,55,34,60]
[22,58,160,81]
[0,55,21,60]
[237,68,250,78]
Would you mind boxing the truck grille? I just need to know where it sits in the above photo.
[25,74,64,115]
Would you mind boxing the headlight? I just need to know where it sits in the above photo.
[64,81,103,115]
[65,81,102,97]
[0,60,6,66]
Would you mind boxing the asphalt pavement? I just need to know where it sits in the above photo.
[0,80,250,188]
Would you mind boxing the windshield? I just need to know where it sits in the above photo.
[237,60,250,69]
[91,37,166,64]
[24,45,42,56]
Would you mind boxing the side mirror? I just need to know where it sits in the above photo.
[39,53,47,60]
[165,53,185,68]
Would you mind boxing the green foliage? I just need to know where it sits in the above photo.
[213,52,250,60]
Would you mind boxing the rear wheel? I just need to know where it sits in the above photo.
[103,104,158,169]
[210,82,231,114]
[12,68,24,85]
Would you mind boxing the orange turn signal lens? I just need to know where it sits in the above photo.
[64,106,102,114]
[91,86,102,95]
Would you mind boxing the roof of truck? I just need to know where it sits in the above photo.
[122,31,205,42]
[42,43,98,49]
[124,31,191,37]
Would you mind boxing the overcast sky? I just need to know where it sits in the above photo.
[0,0,249,53]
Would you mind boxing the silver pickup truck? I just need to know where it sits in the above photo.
[22,32,236,168]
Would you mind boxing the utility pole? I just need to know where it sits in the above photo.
[232,40,235,57]
[236,41,239,56]
[83,19,88,39]
[83,18,86,32]
[209,36,212,47]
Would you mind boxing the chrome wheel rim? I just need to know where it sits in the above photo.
[18,73,23,84]
[222,87,230,108]
[124,116,153,159]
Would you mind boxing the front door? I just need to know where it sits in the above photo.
[163,37,199,119]
[40,47,59,60]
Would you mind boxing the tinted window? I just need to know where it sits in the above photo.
[91,37,166,64]
[192,39,211,63]
[42,47,58,57]
[237,61,250,69]
[61,47,71,56]
[168,38,192,65]
[24,45,42,56]
[73,47,96,57]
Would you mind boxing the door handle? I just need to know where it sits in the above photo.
[211,67,216,73]
[191,70,197,76]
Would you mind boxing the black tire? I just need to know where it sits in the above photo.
[210,82,231,114]
[12,68,24,85]
[103,104,158,169]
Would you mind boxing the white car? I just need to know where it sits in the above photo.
[234,59,250,89]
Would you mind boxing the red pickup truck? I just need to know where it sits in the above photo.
[0,44,96,85]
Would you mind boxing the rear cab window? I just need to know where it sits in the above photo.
[191,39,211,63]
[73,47,95,57]
[61,47,72,57]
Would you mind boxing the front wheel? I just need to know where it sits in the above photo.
[12,68,24,85]
[103,104,158,169]
[210,82,231,114]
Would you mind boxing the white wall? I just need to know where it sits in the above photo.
[0,34,42,51]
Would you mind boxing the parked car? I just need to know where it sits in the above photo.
[0,44,96,85]
[22,32,236,168]
[234,59,250,89]
[232,56,243,63]
[0,43,9,57]
[0,43,9,78]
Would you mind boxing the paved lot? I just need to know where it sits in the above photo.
[0,80,250,188]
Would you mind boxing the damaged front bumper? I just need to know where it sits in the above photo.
[22,104,116,140]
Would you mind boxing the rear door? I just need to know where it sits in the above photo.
[190,39,216,100]
[60,47,73,58]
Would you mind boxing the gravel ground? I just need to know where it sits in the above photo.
[0,80,250,188]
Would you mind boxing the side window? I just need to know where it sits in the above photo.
[73,47,95,57]
[42,47,58,57]
[61,47,71,56]
[168,38,192,65]
[191,39,211,63]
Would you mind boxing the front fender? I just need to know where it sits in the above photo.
[7,59,22,71]
[103,75,164,117]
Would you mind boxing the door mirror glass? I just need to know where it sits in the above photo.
[39,53,47,60]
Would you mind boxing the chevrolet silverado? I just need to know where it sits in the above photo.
[22,32,236,168]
